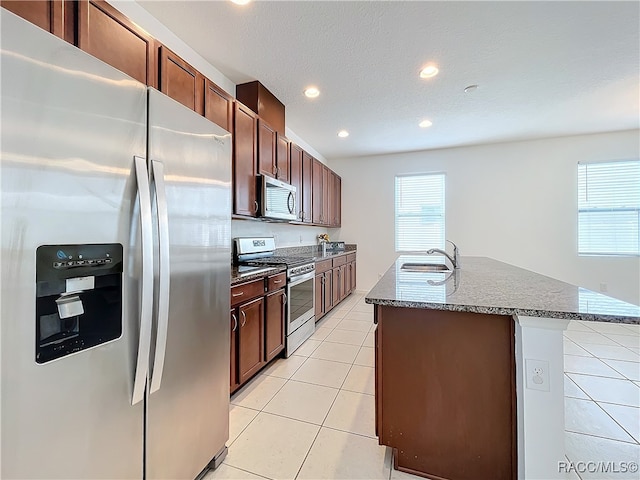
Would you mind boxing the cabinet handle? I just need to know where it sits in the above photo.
[232,291,244,297]
[231,313,238,332]
[240,310,247,327]
[254,200,259,213]
[273,279,283,284]
[282,293,287,305]
[274,165,278,176]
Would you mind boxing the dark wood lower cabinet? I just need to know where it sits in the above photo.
[265,289,285,362]
[237,297,264,384]
[375,306,516,480]
[230,309,239,393]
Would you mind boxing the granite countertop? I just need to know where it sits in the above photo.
[365,256,640,324]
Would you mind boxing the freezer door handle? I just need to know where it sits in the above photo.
[149,160,171,394]
[132,156,154,406]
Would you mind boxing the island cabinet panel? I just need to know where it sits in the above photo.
[1,0,71,41]
[158,46,204,114]
[233,102,259,217]
[77,0,156,87]
[289,143,304,221]
[204,79,233,132]
[237,296,265,384]
[376,306,516,480]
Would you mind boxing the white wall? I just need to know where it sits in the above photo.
[330,130,640,305]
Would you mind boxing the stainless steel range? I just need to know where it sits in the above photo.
[235,238,315,356]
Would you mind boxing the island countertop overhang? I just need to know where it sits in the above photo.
[365,256,640,324]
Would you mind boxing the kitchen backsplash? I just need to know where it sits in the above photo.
[231,219,340,247]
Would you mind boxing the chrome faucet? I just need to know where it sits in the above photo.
[426,240,461,269]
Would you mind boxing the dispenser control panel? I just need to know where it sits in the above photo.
[35,244,123,364]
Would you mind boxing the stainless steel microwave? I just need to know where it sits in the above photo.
[261,175,297,221]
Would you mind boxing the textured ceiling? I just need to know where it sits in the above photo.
[138,1,640,160]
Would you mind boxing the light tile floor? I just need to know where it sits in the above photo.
[206,293,640,480]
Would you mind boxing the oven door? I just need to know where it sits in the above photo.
[287,270,315,333]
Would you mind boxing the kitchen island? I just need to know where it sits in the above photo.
[365,256,639,480]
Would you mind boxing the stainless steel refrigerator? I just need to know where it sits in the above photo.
[1,11,231,479]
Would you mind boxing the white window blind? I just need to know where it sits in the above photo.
[395,173,445,252]
[578,160,640,256]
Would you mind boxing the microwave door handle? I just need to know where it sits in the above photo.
[287,191,295,214]
[149,160,170,394]
[131,156,154,406]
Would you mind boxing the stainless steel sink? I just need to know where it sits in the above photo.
[400,262,451,272]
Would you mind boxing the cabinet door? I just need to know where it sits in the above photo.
[332,268,340,305]
[238,297,264,384]
[233,103,258,217]
[276,134,290,183]
[333,173,342,227]
[289,143,303,221]
[322,165,330,226]
[158,46,204,114]
[349,261,356,293]
[265,289,286,361]
[204,79,233,132]
[2,0,70,40]
[341,264,350,299]
[315,273,324,319]
[301,151,313,223]
[324,271,334,312]
[77,0,156,87]
[312,158,323,224]
[230,309,239,393]
[258,120,277,177]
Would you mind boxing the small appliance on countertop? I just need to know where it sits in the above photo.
[234,237,315,356]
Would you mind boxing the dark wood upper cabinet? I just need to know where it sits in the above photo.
[236,80,285,135]
[289,143,303,221]
[1,0,72,41]
[301,151,313,223]
[276,135,290,183]
[322,165,330,226]
[204,79,233,133]
[332,172,342,227]
[77,0,156,87]
[233,102,259,217]
[158,45,204,114]
[311,158,323,224]
[257,120,277,178]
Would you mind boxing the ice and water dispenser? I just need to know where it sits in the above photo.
[35,244,123,363]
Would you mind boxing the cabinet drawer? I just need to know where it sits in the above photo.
[316,259,332,274]
[266,272,286,292]
[231,279,264,306]
[332,255,347,267]
[347,253,356,263]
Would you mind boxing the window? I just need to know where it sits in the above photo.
[578,160,640,256]
[395,173,445,251]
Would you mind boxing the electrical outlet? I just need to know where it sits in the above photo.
[525,358,550,392]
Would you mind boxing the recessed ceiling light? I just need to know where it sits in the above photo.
[464,84,479,93]
[230,0,251,5]
[419,64,439,79]
[337,130,349,138]
[419,120,433,128]
[304,87,320,98]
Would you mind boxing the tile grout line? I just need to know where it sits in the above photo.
[564,427,638,446]
[592,401,640,445]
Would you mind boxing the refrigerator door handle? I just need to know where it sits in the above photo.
[132,156,154,406]
[149,159,170,394]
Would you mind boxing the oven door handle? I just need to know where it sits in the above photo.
[288,269,315,285]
